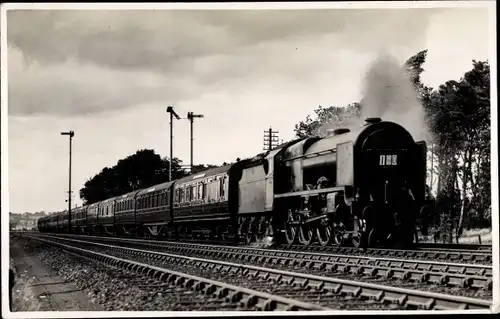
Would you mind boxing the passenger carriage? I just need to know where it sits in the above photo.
[134,181,174,238]
[114,189,140,236]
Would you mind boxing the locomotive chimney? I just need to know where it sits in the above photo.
[365,117,382,125]
[327,128,351,137]
[333,128,350,135]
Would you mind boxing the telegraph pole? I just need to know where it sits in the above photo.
[263,127,279,151]
[187,112,204,173]
[166,106,180,181]
[61,130,74,233]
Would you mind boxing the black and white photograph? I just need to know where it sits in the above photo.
[1,1,498,317]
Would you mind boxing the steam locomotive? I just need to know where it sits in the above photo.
[38,117,434,248]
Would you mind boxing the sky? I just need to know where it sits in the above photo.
[2,4,493,214]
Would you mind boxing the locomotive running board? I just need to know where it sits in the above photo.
[275,186,344,198]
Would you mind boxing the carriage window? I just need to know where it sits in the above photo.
[191,185,195,200]
[186,186,191,202]
[220,177,225,198]
[215,178,220,199]
[180,188,185,203]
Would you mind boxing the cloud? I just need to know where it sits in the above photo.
[8,47,204,116]
[6,9,440,117]
[7,10,439,71]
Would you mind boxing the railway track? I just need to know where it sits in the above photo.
[34,234,493,297]
[412,243,492,252]
[33,232,492,265]
[27,236,328,311]
[27,234,492,310]
[281,244,492,264]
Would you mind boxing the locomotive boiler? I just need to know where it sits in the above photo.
[271,117,432,248]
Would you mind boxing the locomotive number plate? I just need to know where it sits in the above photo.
[379,154,398,166]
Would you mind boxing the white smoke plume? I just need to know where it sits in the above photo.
[359,52,432,143]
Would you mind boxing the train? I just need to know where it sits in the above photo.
[38,117,435,249]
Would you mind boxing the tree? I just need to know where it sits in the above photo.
[404,49,431,100]
[79,149,188,205]
[423,61,490,240]
[294,103,361,138]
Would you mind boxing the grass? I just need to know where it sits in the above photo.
[418,227,492,245]
[457,228,492,244]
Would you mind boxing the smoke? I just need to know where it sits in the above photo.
[359,52,431,142]
[317,52,431,143]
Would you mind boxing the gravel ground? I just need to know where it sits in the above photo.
[10,239,48,312]
[72,244,436,310]
[12,236,249,311]
[18,236,317,311]
[76,240,492,301]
